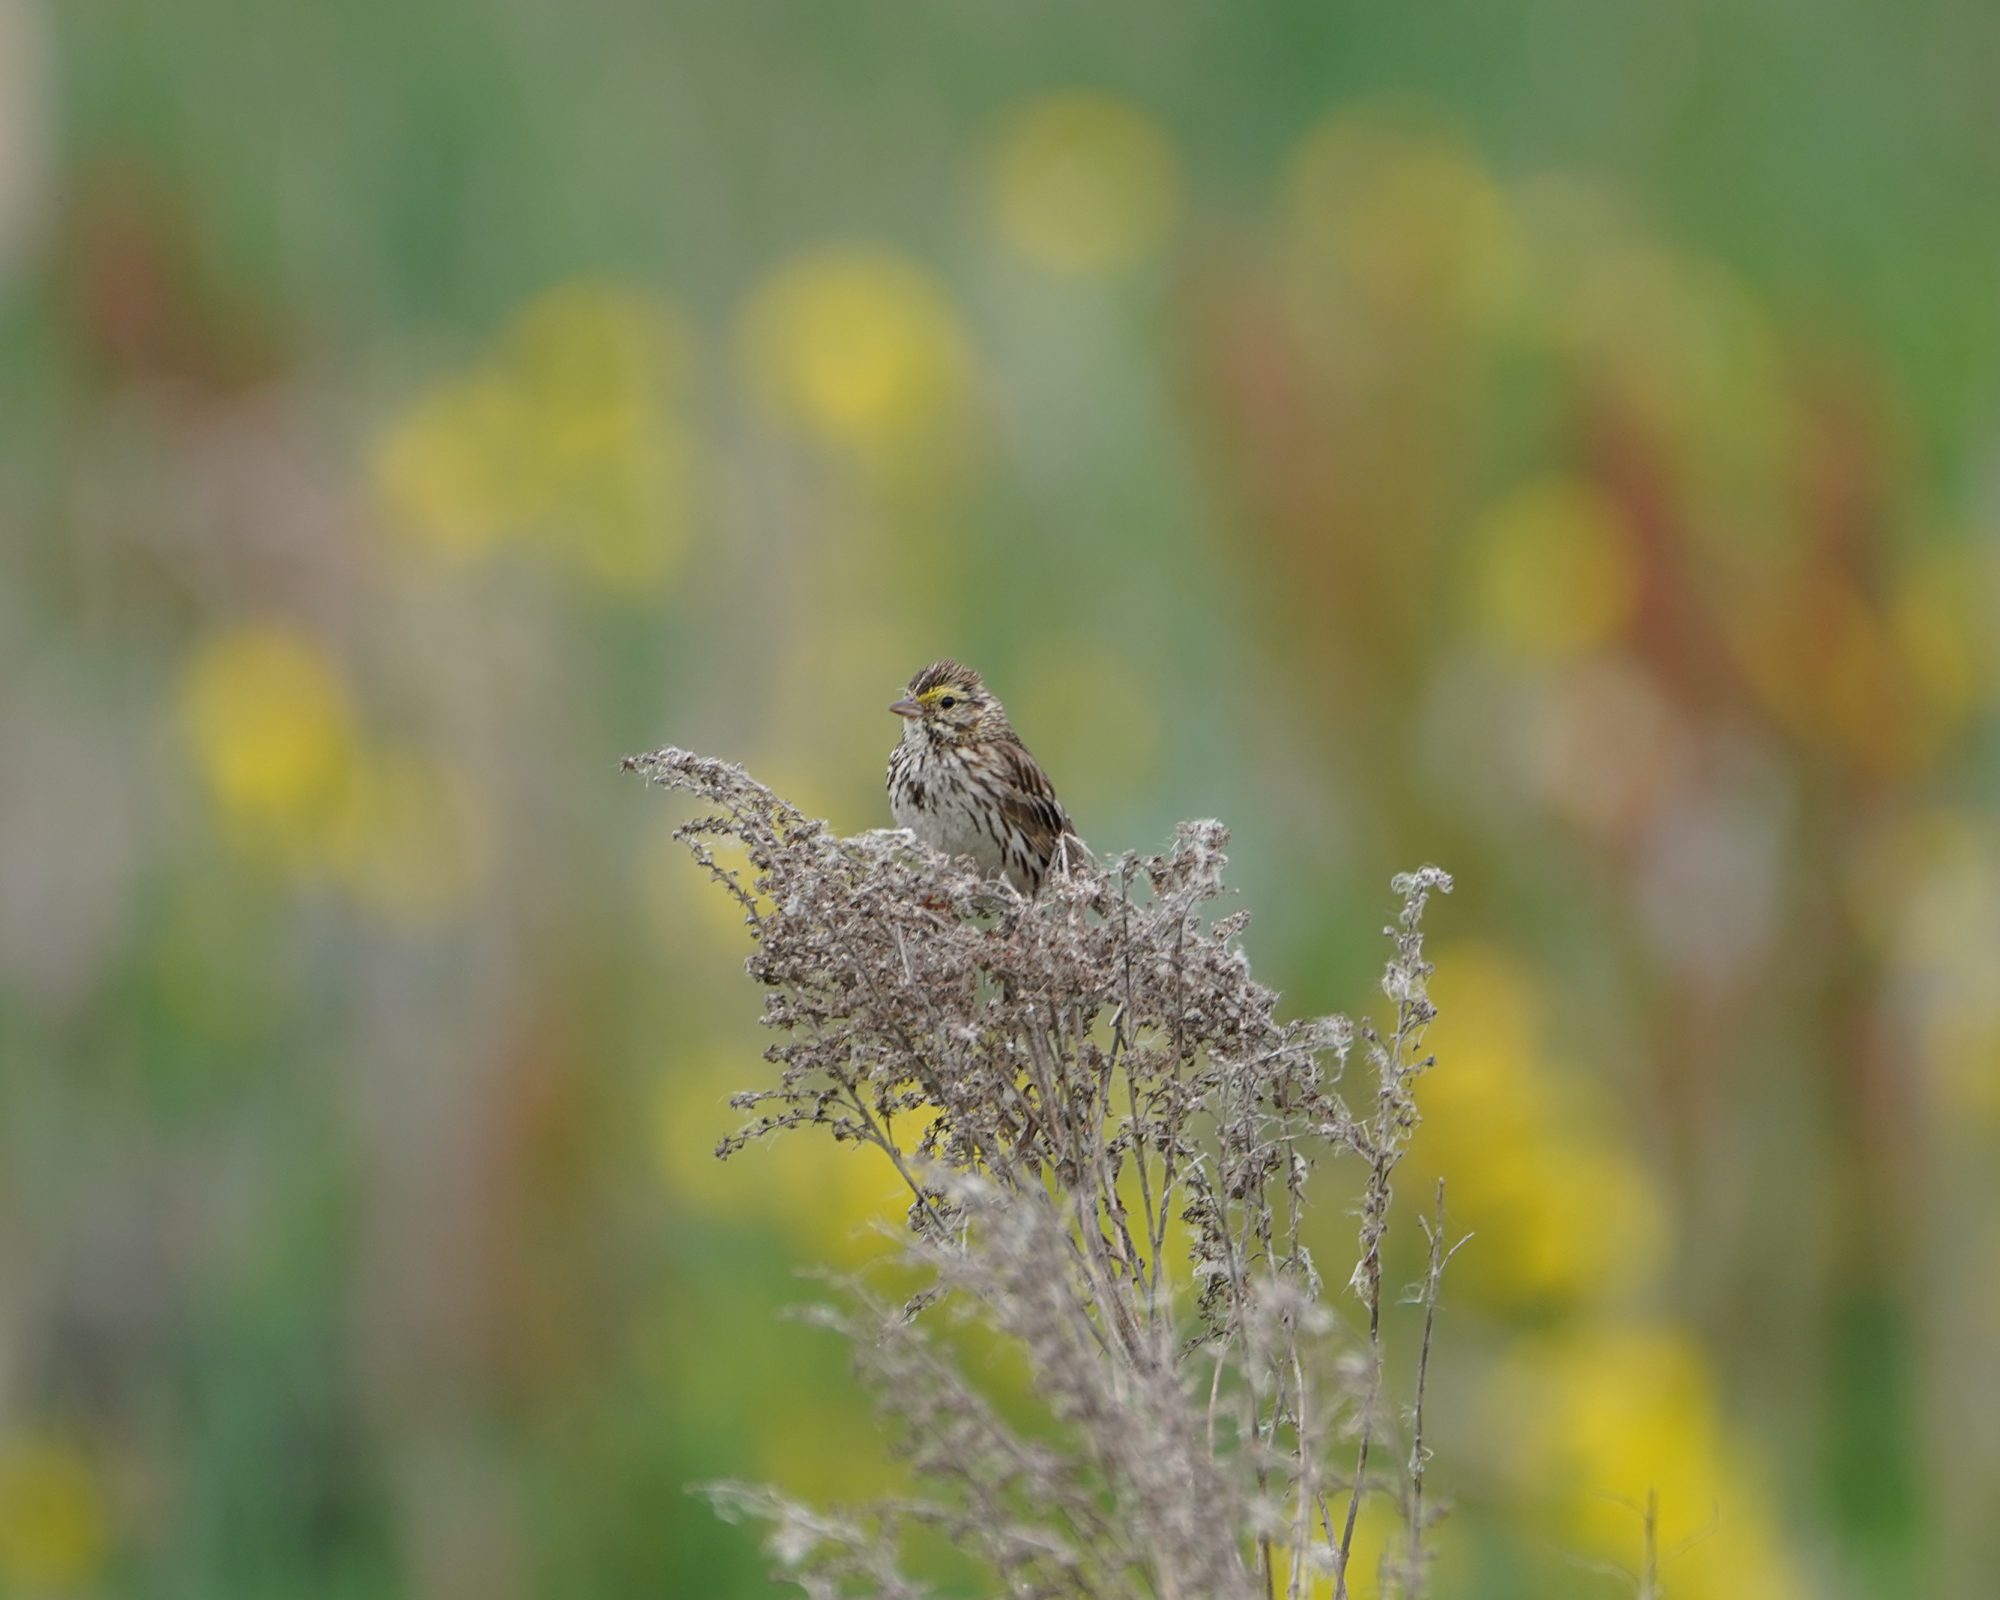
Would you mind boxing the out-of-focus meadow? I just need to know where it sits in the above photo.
[3,2,1998,1595]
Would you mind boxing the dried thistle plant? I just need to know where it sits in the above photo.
[625,747,1461,1600]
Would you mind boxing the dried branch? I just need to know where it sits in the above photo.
[626,747,1458,1599]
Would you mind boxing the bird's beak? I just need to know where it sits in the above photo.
[889,696,924,718]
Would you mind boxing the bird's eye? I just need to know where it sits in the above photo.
[939,696,957,709]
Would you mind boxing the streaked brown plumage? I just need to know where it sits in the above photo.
[885,660,1082,895]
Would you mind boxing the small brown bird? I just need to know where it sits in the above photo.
[886,660,1082,895]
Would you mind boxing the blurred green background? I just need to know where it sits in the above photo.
[4,1,1998,1595]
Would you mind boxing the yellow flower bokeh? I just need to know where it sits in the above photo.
[1267,1492,1423,1600]
[989,92,1181,276]
[374,280,692,588]
[178,623,484,918]
[0,1431,107,1592]
[1285,106,1517,330]
[1415,944,1668,1310]
[739,246,975,466]
[370,372,531,558]
[1470,476,1642,661]
[1725,564,1957,778]
[652,1053,918,1265]
[1890,543,1989,724]
[1492,1325,1807,1600]
[179,622,357,864]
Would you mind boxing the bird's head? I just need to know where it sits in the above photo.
[890,660,1004,743]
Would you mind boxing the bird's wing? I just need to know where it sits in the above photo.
[993,739,1081,862]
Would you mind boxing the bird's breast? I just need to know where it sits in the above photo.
[888,741,1006,875]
